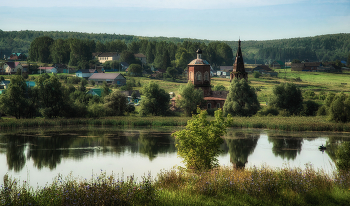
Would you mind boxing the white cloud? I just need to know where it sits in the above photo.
[6,0,306,9]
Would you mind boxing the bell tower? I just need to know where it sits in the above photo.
[188,49,211,96]
[230,39,248,81]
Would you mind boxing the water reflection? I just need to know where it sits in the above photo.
[0,128,176,171]
[224,131,259,168]
[1,127,350,188]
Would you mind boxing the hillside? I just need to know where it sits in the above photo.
[0,30,349,64]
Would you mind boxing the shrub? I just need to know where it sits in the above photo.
[172,109,229,170]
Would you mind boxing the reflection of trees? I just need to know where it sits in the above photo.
[27,133,75,170]
[268,133,303,160]
[1,128,178,172]
[3,135,26,172]
[224,131,259,169]
[138,132,175,161]
[325,136,350,166]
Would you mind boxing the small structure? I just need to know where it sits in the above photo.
[38,66,58,74]
[75,69,98,78]
[0,80,10,89]
[9,53,26,60]
[134,53,147,64]
[291,62,321,71]
[3,62,23,74]
[88,73,126,86]
[96,52,121,64]
[121,90,141,104]
[86,88,103,96]
[120,62,129,71]
[252,65,271,73]
[230,40,248,81]
[271,61,285,69]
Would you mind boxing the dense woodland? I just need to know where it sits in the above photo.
[1,30,349,65]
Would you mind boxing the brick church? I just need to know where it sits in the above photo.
[171,40,246,110]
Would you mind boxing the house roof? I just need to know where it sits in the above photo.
[97,52,119,57]
[5,62,21,68]
[134,53,146,58]
[39,67,55,70]
[254,65,271,71]
[88,73,125,80]
[120,62,129,67]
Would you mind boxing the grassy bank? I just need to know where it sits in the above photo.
[1,116,350,132]
[2,166,349,205]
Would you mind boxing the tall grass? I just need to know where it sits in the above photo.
[1,116,350,132]
[2,166,349,205]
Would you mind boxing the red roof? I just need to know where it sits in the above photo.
[39,67,55,70]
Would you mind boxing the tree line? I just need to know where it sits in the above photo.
[28,36,234,72]
[1,30,349,65]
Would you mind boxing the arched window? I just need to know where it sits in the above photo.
[204,71,209,81]
[196,72,202,81]
[216,103,220,108]
[207,103,211,109]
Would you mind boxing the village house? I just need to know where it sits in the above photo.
[75,69,98,79]
[251,65,272,73]
[96,52,121,64]
[2,62,23,74]
[88,73,126,86]
[291,62,322,71]
[9,53,26,60]
[134,53,147,64]
[38,66,58,74]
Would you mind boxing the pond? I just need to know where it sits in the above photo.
[0,127,349,188]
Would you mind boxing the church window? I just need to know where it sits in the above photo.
[217,103,220,108]
[204,71,209,81]
[196,72,202,81]
[207,103,211,109]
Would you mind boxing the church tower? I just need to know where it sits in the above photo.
[230,39,248,81]
[188,49,211,96]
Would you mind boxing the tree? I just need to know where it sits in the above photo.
[253,71,261,78]
[269,82,303,115]
[104,91,127,116]
[213,84,226,91]
[140,82,170,116]
[0,76,28,119]
[223,79,260,116]
[292,59,301,63]
[128,64,143,77]
[166,67,178,80]
[335,142,350,172]
[328,93,350,123]
[29,36,54,63]
[121,50,139,65]
[36,75,64,118]
[172,108,229,170]
[176,82,205,116]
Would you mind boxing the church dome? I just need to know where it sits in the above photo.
[188,58,210,65]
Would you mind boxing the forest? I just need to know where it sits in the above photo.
[0,30,349,65]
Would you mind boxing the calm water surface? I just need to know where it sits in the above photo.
[0,126,349,188]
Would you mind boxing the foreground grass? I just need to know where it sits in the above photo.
[2,166,349,205]
[1,116,350,132]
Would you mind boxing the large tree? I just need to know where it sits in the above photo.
[223,79,260,116]
[0,76,28,119]
[29,36,54,63]
[104,91,127,116]
[269,82,303,115]
[36,75,64,118]
[140,82,170,116]
[176,82,205,116]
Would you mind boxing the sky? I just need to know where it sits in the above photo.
[1,0,350,41]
